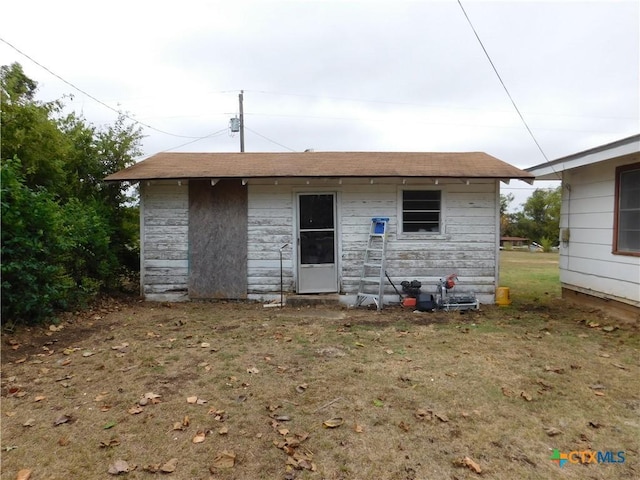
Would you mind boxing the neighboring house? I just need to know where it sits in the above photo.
[527,134,640,322]
[500,236,530,250]
[105,151,533,305]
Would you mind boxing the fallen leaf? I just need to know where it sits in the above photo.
[103,420,117,429]
[434,412,449,422]
[144,392,161,400]
[186,396,198,404]
[544,366,565,374]
[462,456,482,474]
[54,414,73,426]
[594,391,605,397]
[602,326,617,332]
[414,408,431,421]
[99,438,121,448]
[588,421,603,429]
[385,349,394,354]
[100,405,112,412]
[247,366,260,374]
[322,417,344,428]
[501,386,515,397]
[196,398,207,405]
[544,427,562,436]
[34,395,46,402]
[211,450,236,469]
[160,458,178,473]
[192,431,206,443]
[598,352,611,358]
[182,415,190,427]
[23,418,35,427]
[108,460,130,475]
[589,384,606,391]
[218,426,229,435]
[143,464,161,473]
[15,357,27,364]
[296,383,308,393]
[612,362,628,370]
[82,351,95,357]
[58,437,70,446]
[128,406,144,415]
[201,342,210,348]
[16,469,32,480]
[278,428,290,436]
[354,423,364,433]
[398,421,410,432]
[520,391,533,402]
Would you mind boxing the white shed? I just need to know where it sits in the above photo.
[106,151,533,306]
[527,135,639,322]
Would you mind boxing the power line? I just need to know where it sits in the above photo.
[0,37,205,140]
[244,126,297,152]
[457,1,550,163]
[162,128,229,152]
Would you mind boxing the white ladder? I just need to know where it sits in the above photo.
[355,218,389,310]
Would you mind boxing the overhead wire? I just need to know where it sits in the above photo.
[244,126,297,152]
[456,0,550,163]
[0,37,206,140]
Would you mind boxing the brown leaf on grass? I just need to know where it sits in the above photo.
[520,391,533,402]
[182,415,190,427]
[544,427,562,436]
[128,405,144,415]
[34,395,46,402]
[247,366,260,374]
[218,426,229,435]
[15,356,27,364]
[53,414,73,426]
[172,422,185,431]
[501,386,515,397]
[414,408,431,421]
[398,421,410,432]
[160,458,178,473]
[58,437,70,446]
[544,366,565,374]
[186,396,198,404]
[296,383,308,393]
[142,464,161,473]
[594,391,605,397]
[588,421,604,429]
[100,438,121,448]
[211,450,236,469]
[354,423,364,433]
[192,431,206,443]
[22,418,35,427]
[434,412,449,422]
[322,417,344,428]
[462,456,482,474]
[589,384,606,391]
[612,363,628,370]
[16,469,32,480]
[108,459,130,475]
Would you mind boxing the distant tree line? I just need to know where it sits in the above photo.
[1,63,142,325]
[500,187,562,251]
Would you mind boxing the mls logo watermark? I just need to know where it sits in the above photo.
[551,449,625,467]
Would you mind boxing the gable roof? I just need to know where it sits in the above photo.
[527,134,640,180]
[105,151,534,182]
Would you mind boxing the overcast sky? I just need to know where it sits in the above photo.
[1,0,638,209]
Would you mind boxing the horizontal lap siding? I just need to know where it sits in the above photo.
[341,182,498,301]
[561,160,640,305]
[247,185,294,294]
[141,182,189,299]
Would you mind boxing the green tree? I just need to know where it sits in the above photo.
[1,63,143,324]
[511,187,561,246]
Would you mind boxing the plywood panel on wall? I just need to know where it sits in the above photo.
[189,179,248,299]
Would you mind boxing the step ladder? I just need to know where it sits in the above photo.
[355,217,389,310]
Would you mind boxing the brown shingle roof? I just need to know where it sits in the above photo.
[105,151,534,182]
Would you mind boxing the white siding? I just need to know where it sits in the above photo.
[140,181,189,301]
[560,157,640,307]
[247,179,500,304]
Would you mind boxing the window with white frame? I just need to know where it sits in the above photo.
[401,190,441,233]
[614,163,640,255]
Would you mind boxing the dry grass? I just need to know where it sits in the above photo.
[2,261,639,479]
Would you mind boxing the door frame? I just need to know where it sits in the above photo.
[294,190,341,293]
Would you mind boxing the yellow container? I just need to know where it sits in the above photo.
[496,287,511,306]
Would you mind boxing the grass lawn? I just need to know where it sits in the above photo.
[1,253,638,479]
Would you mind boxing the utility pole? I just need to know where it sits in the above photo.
[239,90,245,152]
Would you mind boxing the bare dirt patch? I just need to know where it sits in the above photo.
[2,298,638,480]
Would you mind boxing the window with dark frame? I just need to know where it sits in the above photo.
[614,163,640,255]
[402,190,441,233]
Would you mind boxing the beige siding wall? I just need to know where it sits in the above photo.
[560,156,640,306]
[140,181,189,301]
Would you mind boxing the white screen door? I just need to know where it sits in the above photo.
[297,193,337,293]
